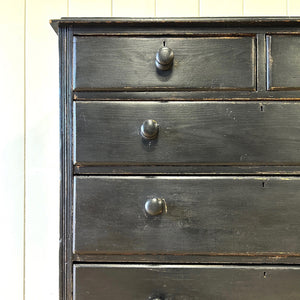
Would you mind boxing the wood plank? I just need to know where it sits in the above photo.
[244,0,287,16]
[50,17,300,35]
[74,264,300,299]
[73,36,256,91]
[112,0,155,17]
[25,0,67,299]
[59,26,74,300]
[71,24,300,36]
[0,0,24,299]
[288,0,300,16]
[74,176,300,255]
[74,165,300,175]
[156,0,199,17]
[73,89,300,100]
[200,0,243,16]
[75,101,300,165]
[73,253,300,264]
[69,0,111,17]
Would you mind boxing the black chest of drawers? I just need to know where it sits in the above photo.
[51,18,300,300]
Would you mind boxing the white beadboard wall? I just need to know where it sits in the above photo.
[1,0,299,299]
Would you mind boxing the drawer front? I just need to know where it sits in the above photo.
[75,101,300,165]
[74,264,300,300]
[267,35,300,90]
[74,176,300,255]
[73,36,256,91]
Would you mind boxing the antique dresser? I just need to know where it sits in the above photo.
[51,18,300,299]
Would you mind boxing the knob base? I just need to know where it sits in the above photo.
[155,60,173,71]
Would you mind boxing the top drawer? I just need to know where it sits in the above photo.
[267,34,300,91]
[73,36,256,91]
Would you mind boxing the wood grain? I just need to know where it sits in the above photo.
[52,18,300,300]
[267,34,300,90]
[74,264,300,300]
[73,36,256,91]
[74,176,300,255]
[50,17,300,35]
[75,101,300,166]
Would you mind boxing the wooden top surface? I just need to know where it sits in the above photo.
[50,17,300,34]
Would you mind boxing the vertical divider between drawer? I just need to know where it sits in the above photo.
[256,33,267,93]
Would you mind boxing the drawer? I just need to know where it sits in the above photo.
[74,264,300,300]
[74,176,300,255]
[74,101,300,166]
[267,34,300,90]
[73,36,256,91]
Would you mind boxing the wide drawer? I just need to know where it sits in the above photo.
[74,176,300,255]
[74,101,300,166]
[74,264,300,300]
[73,36,256,91]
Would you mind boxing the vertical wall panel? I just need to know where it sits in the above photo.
[156,0,199,17]
[0,1,24,299]
[288,0,300,15]
[113,0,155,16]
[244,0,287,16]
[200,0,243,16]
[69,0,111,17]
[25,0,67,299]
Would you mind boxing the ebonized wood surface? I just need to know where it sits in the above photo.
[75,101,300,166]
[74,264,300,300]
[73,36,255,91]
[51,18,300,300]
[267,34,300,90]
[74,176,300,256]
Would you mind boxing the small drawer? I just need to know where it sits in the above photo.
[74,101,300,166]
[73,36,256,91]
[74,264,300,300]
[74,176,300,256]
[267,34,300,90]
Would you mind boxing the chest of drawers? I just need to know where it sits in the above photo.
[51,18,300,299]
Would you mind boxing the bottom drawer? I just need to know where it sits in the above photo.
[74,264,300,299]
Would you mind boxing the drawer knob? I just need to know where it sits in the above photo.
[140,119,159,140]
[155,46,174,70]
[145,198,166,216]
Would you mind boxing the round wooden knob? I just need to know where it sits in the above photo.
[145,198,165,216]
[155,46,174,70]
[140,119,159,140]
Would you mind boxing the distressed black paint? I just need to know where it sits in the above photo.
[51,18,300,300]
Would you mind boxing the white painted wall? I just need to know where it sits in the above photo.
[1,0,299,299]
[0,1,24,299]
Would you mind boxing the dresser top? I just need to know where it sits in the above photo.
[50,17,300,34]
